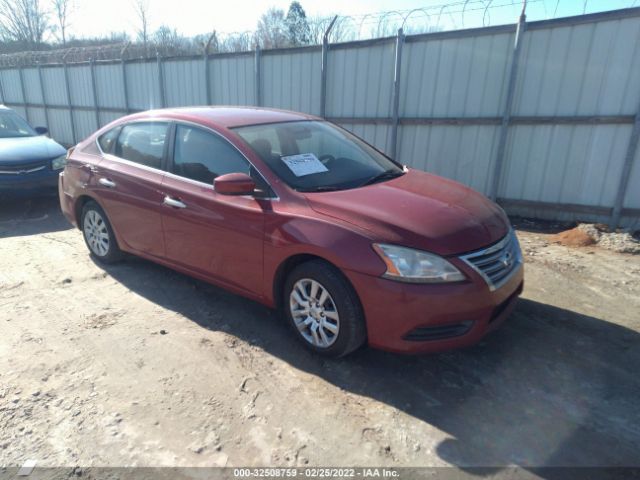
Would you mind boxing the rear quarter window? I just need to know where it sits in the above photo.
[97,127,121,154]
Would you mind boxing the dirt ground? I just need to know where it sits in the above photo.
[0,195,639,471]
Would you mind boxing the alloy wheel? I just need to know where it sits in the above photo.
[83,210,110,257]
[289,278,340,348]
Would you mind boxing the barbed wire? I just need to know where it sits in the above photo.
[0,0,636,67]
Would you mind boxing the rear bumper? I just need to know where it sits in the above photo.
[345,263,524,354]
[58,172,78,227]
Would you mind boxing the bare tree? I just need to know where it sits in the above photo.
[153,25,190,55]
[133,0,149,48]
[52,0,72,46]
[0,0,49,48]
[255,7,288,49]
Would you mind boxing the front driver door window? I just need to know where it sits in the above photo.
[173,125,250,183]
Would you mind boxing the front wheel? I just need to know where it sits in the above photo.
[283,260,366,357]
[81,201,122,263]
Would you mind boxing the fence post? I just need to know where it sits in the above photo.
[89,59,101,129]
[121,44,131,114]
[609,106,640,230]
[254,46,261,106]
[204,51,211,105]
[204,33,215,105]
[18,66,30,123]
[489,9,527,201]
[157,53,166,108]
[320,16,338,118]
[62,56,77,144]
[390,28,404,161]
[0,69,5,104]
[37,63,50,131]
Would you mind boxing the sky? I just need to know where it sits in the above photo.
[66,0,639,40]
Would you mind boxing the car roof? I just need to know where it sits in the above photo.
[123,106,319,129]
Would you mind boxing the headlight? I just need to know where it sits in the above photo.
[51,155,66,170]
[372,243,465,283]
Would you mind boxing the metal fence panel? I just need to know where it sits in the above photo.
[99,111,123,128]
[126,61,162,110]
[513,17,640,116]
[72,110,98,139]
[26,106,46,126]
[67,65,94,108]
[337,122,391,154]
[41,67,67,105]
[0,8,639,227]
[262,50,322,115]
[164,59,206,107]
[401,33,514,118]
[624,145,640,209]
[500,124,630,206]
[398,124,500,195]
[22,68,43,103]
[0,69,23,103]
[95,63,126,109]
[327,41,395,118]
[209,55,255,105]
[47,108,74,145]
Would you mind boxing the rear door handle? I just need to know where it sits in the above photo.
[98,178,116,188]
[163,196,187,209]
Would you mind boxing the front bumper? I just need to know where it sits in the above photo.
[0,168,59,195]
[344,261,524,354]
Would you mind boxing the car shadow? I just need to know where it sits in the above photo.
[95,257,640,473]
[0,193,72,238]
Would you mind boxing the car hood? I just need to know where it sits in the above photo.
[304,169,509,256]
[0,136,66,163]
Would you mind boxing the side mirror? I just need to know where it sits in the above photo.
[35,126,48,135]
[214,172,256,196]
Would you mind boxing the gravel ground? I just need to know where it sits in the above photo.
[1,196,639,471]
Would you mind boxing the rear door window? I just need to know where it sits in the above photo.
[115,122,169,169]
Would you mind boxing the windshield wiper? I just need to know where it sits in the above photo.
[297,185,342,192]
[359,170,404,187]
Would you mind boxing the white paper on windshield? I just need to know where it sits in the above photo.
[281,153,328,177]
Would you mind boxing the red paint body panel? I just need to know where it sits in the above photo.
[304,169,509,256]
[60,107,524,354]
[160,175,265,297]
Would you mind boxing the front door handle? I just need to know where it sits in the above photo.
[98,178,116,188]
[163,196,187,209]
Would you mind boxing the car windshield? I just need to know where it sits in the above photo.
[233,120,404,192]
[0,110,36,138]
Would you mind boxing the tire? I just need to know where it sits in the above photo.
[81,200,122,264]
[283,260,366,357]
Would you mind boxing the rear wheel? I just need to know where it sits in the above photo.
[81,201,122,263]
[283,260,366,357]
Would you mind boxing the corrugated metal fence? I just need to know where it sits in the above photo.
[1,8,639,229]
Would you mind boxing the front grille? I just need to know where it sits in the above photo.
[404,321,473,342]
[459,230,522,291]
[0,160,48,175]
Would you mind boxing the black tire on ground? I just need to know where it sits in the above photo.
[81,200,123,264]
[283,260,367,358]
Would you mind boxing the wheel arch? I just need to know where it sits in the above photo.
[272,253,362,313]
[74,194,98,228]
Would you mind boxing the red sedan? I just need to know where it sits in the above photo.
[59,107,523,357]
